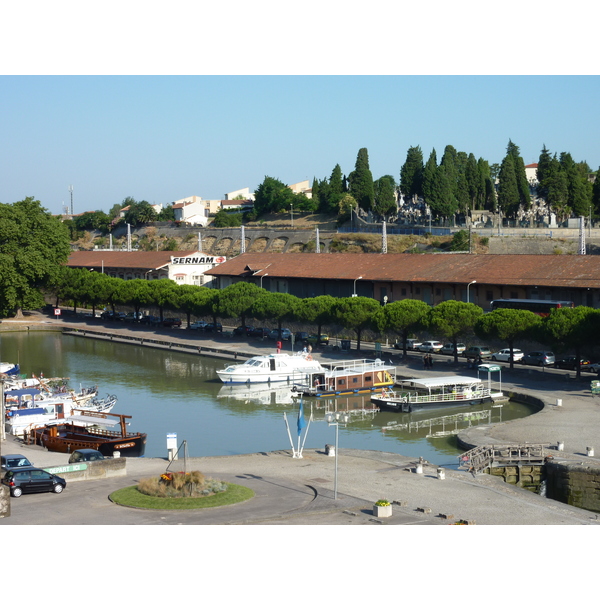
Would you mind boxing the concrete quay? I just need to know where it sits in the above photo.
[2,314,600,525]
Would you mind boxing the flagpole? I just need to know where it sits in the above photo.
[283,413,296,455]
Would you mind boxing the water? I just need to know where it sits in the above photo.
[0,331,536,469]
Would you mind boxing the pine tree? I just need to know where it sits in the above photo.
[374,175,398,218]
[536,145,553,201]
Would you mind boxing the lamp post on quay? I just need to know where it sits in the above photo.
[467,280,476,304]
[325,411,349,500]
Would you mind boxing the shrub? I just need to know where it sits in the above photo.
[138,471,225,499]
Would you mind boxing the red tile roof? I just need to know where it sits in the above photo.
[204,252,600,289]
[68,251,197,270]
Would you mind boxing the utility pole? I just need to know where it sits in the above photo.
[68,185,74,216]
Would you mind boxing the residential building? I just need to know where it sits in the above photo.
[172,196,209,226]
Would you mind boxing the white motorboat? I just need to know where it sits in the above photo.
[370,375,503,413]
[0,362,20,377]
[216,352,323,385]
[4,387,118,436]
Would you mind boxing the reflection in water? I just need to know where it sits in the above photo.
[0,332,537,467]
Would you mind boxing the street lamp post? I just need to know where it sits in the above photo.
[325,411,349,500]
[467,280,477,304]
[352,276,362,297]
[290,203,293,228]
[260,273,268,289]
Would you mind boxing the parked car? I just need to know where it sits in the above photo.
[463,346,492,360]
[161,318,182,328]
[204,322,223,333]
[1,467,67,498]
[393,338,422,351]
[69,449,106,463]
[269,328,292,341]
[522,351,555,367]
[248,327,270,338]
[554,356,592,371]
[307,332,329,346]
[189,320,209,330]
[491,348,524,363]
[294,331,310,343]
[140,315,161,326]
[440,343,466,356]
[1,454,32,472]
[124,312,143,323]
[233,326,255,336]
[420,341,443,353]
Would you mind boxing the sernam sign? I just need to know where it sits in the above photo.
[171,256,226,265]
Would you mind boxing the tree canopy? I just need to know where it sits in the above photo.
[0,197,72,317]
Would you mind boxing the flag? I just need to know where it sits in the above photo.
[297,397,306,436]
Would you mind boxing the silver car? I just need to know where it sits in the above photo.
[522,351,555,367]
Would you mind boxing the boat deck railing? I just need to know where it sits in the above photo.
[378,386,492,405]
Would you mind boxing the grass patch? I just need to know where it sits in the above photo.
[109,482,254,510]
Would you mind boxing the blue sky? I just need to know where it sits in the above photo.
[2,5,599,216]
[2,75,599,216]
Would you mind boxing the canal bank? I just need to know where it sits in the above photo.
[2,312,600,523]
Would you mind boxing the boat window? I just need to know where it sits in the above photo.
[337,379,345,386]
[365,376,372,382]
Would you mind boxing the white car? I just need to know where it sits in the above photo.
[420,341,443,353]
[491,348,524,363]
[189,321,209,330]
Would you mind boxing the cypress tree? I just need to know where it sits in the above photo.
[348,148,375,212]
[422,149,438,203]
[399,146,424,200]
[497,154,520,217]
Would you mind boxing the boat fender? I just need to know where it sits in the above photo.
[292,386,297,393]
[307,355,313,361]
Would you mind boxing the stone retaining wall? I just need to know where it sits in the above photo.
[545,461,600,513]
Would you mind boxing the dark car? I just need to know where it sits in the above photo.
[554,356,592,371]
[2,467,66,498]
[248,327,270,338]
[140,315,161,326]
[234,326,255,336]
[295,332,310,343]
[204,322,223,333]
[1,454,33,472]
[161,318,182,328]
[69,449,106,463]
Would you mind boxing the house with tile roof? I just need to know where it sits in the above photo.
[68,250,226,286]
[204,252,600,309]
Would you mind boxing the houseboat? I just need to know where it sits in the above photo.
[370,375,502,413]
[293,357,396,397]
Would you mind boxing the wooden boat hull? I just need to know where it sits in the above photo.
[32,423,147,457]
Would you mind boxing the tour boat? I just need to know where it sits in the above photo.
[30,411,147,458]
[216,352,323,385]
[370,375,502,413]
[292,357,396,397]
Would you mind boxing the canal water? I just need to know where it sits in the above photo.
[1,331,536,469]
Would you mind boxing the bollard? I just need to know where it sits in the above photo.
[437,468,445,480]
[326,444,336,457]
[557,441,564,451]
[556,398,562,407]
[588,447,595,457]
[112,451,120,458]
[415,463,423,474]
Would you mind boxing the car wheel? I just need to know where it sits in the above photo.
[53,483,64,494]
[11,487,23,498]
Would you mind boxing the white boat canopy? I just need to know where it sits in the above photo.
[400,376,482,389]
